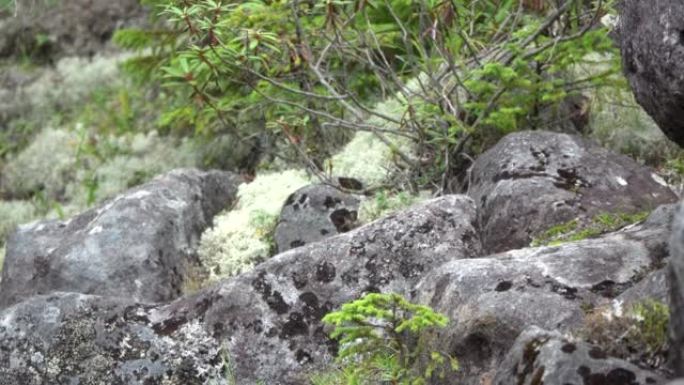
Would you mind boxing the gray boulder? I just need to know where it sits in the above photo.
[0,292,228,385]
[493,326,665,385]
[0,0,147,60]
[468,131,677,253]
[414,206,672,384]
[618,268,669,307]
[0,169,241,309]
[619,0,684,147]
[274,183,360,253]
[0,195,482,385]
[670,203,684,376]
[162,195,481,384]
[619,204,677,307]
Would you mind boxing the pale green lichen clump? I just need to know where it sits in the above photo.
[26,54,130,111]
[64,130,201,209]
[328,99,413,186]
[198,169,311,280]
[3,127,201,204]
[0,201,37,243]
[327,86,417,187]
[327,132,395,185]
[2,127,80,199]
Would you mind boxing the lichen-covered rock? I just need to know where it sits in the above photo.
[0,194,674,384]
[274,183,360,253]
[619,0,684,147]
[182,195,481,384]
[0,292,228,385]
[0,169,241,309]
[617,204,677,310]
[618,268,669,307]
[468,131,677,253]
[0,0,146,60]
[493,326,665,385]
[0,196,480,384]
[414,207,671,384]
[670,203,684,376]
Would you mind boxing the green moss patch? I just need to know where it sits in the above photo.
[531,211,650,247]
[581,299,669,368]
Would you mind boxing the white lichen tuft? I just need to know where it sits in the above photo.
[198,169,311,280]
[328,131,404,186]
[327,92,415,186]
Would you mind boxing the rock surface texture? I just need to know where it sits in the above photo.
[619,0,684,147]
[0,293,229,385]
[0,169,241,309]
[416,205,674,384]
[0,131,678,385]
[670,204,684,376]
[163,196,481,384]
[0,195,482,384]
[274,183,360,253]
[468,131,677,253]
[494,327,665,385]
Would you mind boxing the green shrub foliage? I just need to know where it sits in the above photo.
[319,292,457,385]
[118,0,620,189]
